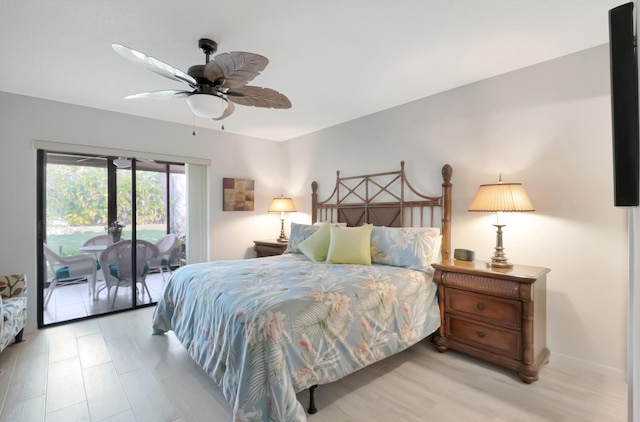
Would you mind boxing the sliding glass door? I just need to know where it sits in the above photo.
[37,151,185,327]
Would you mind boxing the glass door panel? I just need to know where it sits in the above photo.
[135,163,166,244]
[135,160,165,305]
[39,152,187,327]
[42,154,108,324]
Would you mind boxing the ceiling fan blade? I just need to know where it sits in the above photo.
[77,156,106,163]
[204,52,269,89]
[227,86,292,109]
[212,101,235,121]
[112,44,197,86]
[124,90,191,100]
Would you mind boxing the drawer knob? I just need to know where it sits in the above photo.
[477,302,486,311]
[477,331,486,339]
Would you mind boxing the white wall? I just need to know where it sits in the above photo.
[0,92,284,332]
[282,44,628,375]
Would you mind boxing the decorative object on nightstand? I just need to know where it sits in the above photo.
[468,175,534,268]
[454,248,475,261]
[268,197,297,242]
[253,240,288,257]
[432,260,550,383]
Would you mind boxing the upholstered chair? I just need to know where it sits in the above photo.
[0,274,27,352]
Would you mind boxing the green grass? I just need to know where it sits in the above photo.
[46,230,167,256]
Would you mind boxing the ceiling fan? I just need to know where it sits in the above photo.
[76,156,153,168]
[112,38,292,120]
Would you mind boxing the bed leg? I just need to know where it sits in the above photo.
[308,384,318,414]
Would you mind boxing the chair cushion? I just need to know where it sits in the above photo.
[109,263,149,278]
[56,267,71,279]
[56,261,99,280]
[0,274,26,299]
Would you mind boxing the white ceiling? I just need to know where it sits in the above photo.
[0,0,628,141]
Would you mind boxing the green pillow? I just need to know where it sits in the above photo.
[326,224,373,265]
[298,222,331,261]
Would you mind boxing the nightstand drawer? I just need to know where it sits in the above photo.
[445,288,521,330]
[446,315,521,360]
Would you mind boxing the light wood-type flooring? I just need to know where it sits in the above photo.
[0,307,627,421]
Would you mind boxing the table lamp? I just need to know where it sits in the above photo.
[268,197,297,242]
[468,175,534,268]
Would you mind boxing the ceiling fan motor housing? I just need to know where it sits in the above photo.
[188,64,210,86]
[187,65,223,96]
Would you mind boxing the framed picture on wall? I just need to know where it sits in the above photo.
[223,177,255,211]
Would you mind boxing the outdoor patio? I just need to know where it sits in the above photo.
[43,271,167,325]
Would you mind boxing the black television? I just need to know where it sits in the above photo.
[609,2,640,207]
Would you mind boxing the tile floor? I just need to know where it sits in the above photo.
[2,272,630,422]
[0,306,629,421]
[43,272,167,325]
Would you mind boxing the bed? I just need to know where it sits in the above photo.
[152,162,452,421]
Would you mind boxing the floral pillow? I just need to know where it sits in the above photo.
[285,223,320,254]
[370,226,442,274]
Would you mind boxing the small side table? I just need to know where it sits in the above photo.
[431,259,550,383]
[253,240,288,257]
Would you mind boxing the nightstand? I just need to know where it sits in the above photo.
[253,240,288,257]
[431,260,550,383]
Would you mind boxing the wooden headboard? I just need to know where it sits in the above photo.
[311,162,452,261]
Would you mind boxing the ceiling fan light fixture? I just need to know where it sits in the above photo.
[113,158,131,168]
[186,94,227,119]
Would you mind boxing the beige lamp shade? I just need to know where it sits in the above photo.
[468,180,534,269]
[269,197,296,242]
[468,183,534,212]
[268,197,297,213]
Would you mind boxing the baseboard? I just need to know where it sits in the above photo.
[551,352,626,382]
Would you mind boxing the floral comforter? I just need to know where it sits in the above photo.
[152,253,440,422]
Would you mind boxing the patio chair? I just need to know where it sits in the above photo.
[146,234,179,283]
[43,244,98,307]
[80,234,114,291]
[98,240,159,307]
[82,235,112,247]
